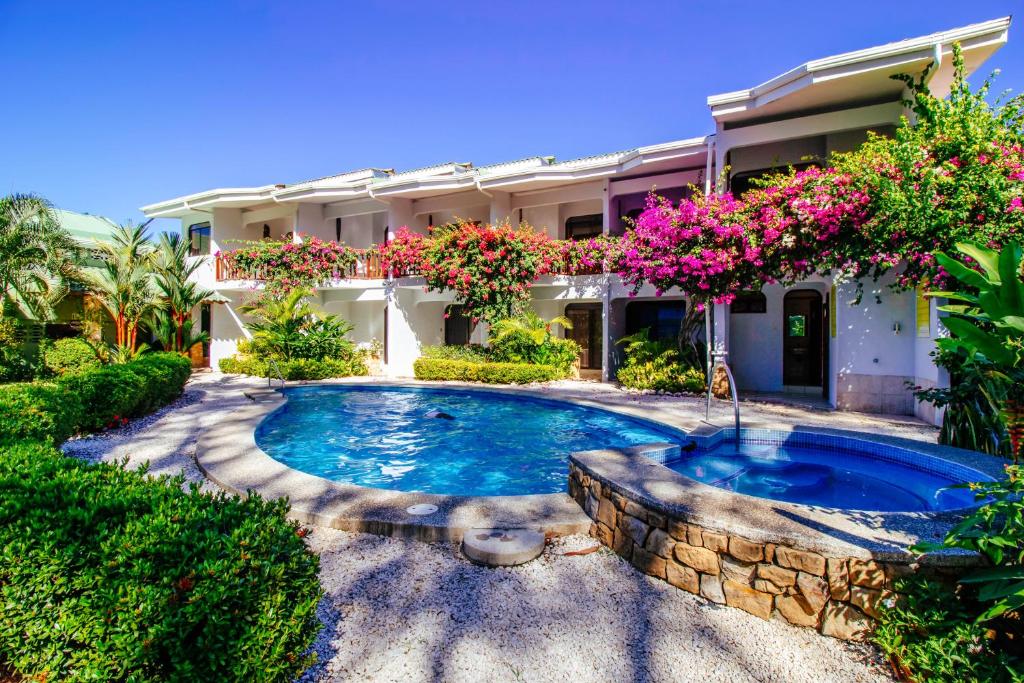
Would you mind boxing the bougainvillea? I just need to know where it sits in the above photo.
[397,220,557,322]
[218,236,357,295]
[556,235,621,275]
[616,191,759,305]
[379,228,429,277]
[828,43,1024,288]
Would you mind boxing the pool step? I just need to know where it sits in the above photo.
[243,389,282,403]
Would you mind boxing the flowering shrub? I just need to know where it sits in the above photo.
[219,236,358,294]
[379,228,429,277]
[617,192,758,305]
[556,235,620,275]
[828,44,1024,288]
[388,220,557,322]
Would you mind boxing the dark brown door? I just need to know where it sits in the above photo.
[783,290,823,386]
[565,304,602,370]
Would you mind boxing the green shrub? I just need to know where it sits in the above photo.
[413,357,564,384]
[0,354,191,442]
[0,440,322,681]
[42,337,101,376]
[421,343,489,362]
[57,364,146,431]
[0,382,83,445]
[0,317,34,383]
[220,354,368,380]
[615,328,706,393]
[874,576,1021,682]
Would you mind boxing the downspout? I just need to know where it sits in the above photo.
[703,136,716,421]
[369,186,391,367]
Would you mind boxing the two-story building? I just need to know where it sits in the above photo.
[141,17,1011,423]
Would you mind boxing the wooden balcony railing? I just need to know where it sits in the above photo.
[215,248,385,282]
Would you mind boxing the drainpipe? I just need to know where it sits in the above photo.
[703,136,716,421]
[474,178,493,199]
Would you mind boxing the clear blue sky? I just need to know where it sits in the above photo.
[1,1,1021,234]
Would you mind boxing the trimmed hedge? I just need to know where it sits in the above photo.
[0,440,322,681]
[219,355,368,380]
[0,352,192,445]
[413,357,565,384]
[42,337,101,376]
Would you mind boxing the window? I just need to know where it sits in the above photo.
[787,314,807,337]
[565,214,603,240]
[188,223,211,256]
[444,305,472,345]
[915,287,931,337]
[730,291,767,314]
[625,301,686,342]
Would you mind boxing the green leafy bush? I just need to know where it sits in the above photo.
[0,382,83,445]
[421,343,489,362]
[0,317,34,383]
[487,312,580,371]
[0,440,322,681]
[413,357,565,384]
[220,355,368,380]
[873,467,1024,681]
[874,576,1021,682]
[42,337,101,376]
[0,353,191,441]
[615,328,706,393]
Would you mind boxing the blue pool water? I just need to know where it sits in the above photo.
[666,441,978,512]
[255,386,684,496]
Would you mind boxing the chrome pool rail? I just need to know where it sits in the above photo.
[266,357,285,388]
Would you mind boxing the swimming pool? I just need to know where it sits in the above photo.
[255,385,684,496]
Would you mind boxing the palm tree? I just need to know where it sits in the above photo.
[0,193,81,319]
[488,310,572,346]
[153,233,212,353]
[239,288,355,360]
[85,223,157,351]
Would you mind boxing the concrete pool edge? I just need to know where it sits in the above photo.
[196,386,593,542]
[568,427,1008,640]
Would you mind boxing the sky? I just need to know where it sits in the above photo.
[1,1,1022,235]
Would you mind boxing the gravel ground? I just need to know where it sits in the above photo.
[64,373,901,682]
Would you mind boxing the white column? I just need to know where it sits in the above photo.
[295,203,324,241]
[488,191,512,224]
[386,198,414,240]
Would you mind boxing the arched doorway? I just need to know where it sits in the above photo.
[782,290,824,389]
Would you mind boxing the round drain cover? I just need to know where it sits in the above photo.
[405,504,439,516]
[462,528,545,567]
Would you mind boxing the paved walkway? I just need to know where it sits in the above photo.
[64,373,904,682]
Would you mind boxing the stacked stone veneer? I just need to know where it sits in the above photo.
[569,464,921,641]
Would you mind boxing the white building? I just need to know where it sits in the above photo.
[141,17,1011,423]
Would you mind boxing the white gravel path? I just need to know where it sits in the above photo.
[64,373,897,682]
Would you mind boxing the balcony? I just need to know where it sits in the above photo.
[214,248,384,282]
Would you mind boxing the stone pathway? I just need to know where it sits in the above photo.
[64,373,903,682]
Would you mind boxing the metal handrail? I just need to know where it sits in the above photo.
[705,352,741,439]
[266,357,285,388]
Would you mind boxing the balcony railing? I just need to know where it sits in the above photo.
[214,248,384,282]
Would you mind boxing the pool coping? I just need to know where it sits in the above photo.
[570,423,1008,564]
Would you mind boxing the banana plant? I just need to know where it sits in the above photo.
[930,242,1024,462]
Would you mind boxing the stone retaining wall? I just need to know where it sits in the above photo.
[569,463,936,641]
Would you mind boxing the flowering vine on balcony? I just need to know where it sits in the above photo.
[381,221,557,322]
[218,236,358,295]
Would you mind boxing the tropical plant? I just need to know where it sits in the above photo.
[0,193,81,319]
[488,311,579,370]
[928,242,1024,461]
[616,327,706,393]
[914,348,1011,457]
[41,337,102,376]
[237,288,355,361]
[153,233,212,354]
[84,223,158,352]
